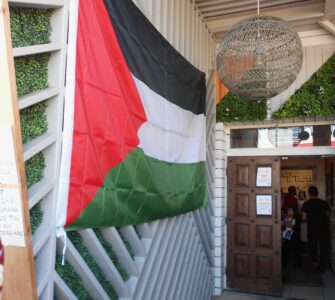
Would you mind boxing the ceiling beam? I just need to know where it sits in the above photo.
[199,0,306,18]
[207,1,324,34]
[324,0,335,19]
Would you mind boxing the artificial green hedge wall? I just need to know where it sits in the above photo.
[272,54,335,119]
[15,53,49,96]
[93,229,129,281]
[11,8,52,190]
[68,231,118,300]
[25,152,45,189]
[20,101,48,144]
[10,8,53,47]
[116,228,134,259]
[55,255,92,300]
[216,92,267,122]
[30,202,44,235]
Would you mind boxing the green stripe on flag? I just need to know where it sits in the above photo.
[66,147,207,230]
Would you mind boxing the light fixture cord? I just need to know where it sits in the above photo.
[257,0,260,38]
[257,0,260,15]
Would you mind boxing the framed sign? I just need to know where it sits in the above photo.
[256,167,272,187]
[256,194,272,215]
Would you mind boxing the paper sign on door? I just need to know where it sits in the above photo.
[256,167,272,187]
[256,195,272,216]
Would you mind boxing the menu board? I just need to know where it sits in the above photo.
[0,124,25,247]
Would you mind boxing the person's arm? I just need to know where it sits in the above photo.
[302,211,307,221]
[301,203,307,221]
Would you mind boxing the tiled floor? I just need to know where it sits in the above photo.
[215,270,335,300]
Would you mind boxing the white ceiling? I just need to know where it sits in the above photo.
[194,0,335,40]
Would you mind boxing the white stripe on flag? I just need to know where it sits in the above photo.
[132,76,206,163]
[56,0,79,233]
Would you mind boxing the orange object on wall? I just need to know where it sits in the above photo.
[216,71,229,104]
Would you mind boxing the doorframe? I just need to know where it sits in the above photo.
[218,120,335,293]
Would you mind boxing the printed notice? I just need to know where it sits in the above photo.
[0,124,19,185]
[256,167,272,187]
[0,188,25,247]
[256,195,272,216]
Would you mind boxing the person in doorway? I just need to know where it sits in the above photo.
[282,206,301,267]
[283,186,299,211]
[301,186,331,273]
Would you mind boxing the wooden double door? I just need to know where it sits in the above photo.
[227,156,282,295]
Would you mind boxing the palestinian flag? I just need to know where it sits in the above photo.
[56,0,207,231]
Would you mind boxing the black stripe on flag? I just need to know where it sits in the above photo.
[103,0,206,115]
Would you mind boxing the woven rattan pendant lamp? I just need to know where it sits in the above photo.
[216,0,303,100]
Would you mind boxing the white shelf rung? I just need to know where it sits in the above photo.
[13,43,61,57]
[54,272,77,300]
[79,229,132,298]
[9,0,64,8]
[100,227,139,277]
[57,238,111,300]
[37,267,52,297]
[18,87,59,110]
[28,177,55,209]
[24,132,57,161]
[33,224,52,255]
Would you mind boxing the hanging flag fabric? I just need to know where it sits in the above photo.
[56,0,207,231]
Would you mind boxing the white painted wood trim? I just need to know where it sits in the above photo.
[54,272,77,300]
[13,43,61,57]
[18,87,60,110]
[9,0,64,8]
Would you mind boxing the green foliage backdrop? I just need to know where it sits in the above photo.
[67,232,118,299]
[55,255,92,300]
[216,54,335,123]
[10,8,53,47]
[93,229,129,281]
[10,7,52,237]
[15,53,49,96]
[272,54,335,119]
[25,152,45,189]
[216,92,267,122]
[20,101,48,144]
[30,202,44,235]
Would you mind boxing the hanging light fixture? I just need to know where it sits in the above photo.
[216,0,303,100]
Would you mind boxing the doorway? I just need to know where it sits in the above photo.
[226,155,335,298]
[280,156,334,295]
